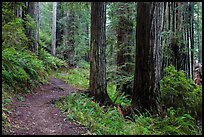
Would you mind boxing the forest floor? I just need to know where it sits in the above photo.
[7,77,91,135]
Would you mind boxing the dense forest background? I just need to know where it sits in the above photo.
[2,2,202,135]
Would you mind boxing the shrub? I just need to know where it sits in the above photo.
[2,47,47,92]
[54,67,89,89]
[2,17,31,50]
[2,82,13,135]
[55,92,201,135]
[161,65,202,121]
[38,48,67,71]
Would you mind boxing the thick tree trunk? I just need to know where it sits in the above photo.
[132,2,163,114]
[56,3,64,49]
[34,2,39,54]
[51,2,57,56]
[26,2,39,54]
[89,2,112,105]
[27,2,35,50]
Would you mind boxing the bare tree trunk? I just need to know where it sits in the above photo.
[89,2,112,105]
[51,2,57,56]
[84,22,90,62]
[197,7,202,62]
[190,2,194,80]
[132,2,163,114]
[197,3,202,63]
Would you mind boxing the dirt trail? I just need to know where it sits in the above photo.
[7,77,89,135]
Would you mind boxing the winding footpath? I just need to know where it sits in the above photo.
[7,77,90,135]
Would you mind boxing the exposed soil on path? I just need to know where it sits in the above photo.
[7,77,90,135]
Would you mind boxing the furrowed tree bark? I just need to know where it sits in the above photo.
[132,2,163,114]
[89,2,112,106]
[34,2,39,54]
[26,2,39,54]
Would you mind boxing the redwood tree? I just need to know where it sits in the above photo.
[132,2,163,114]
[89,2,112,105]
[26,2,40,54]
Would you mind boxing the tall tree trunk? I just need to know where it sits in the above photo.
[116,3,134,98]
[22,2,28,33]
[85,3,90,62]
[56,3,64,49]
[190,2,194,80]
[197,3,202,63]
[187,22,191,78]
[84,22,90,62]
[13,2,23,18]
[26,2,39,54]
[27,2,35,50]
[132,2,163,114]
[89,2,112,105]
[51,2,57,56]
[66,10,75,66]
[161,2,168,75]
[34,2,39,54]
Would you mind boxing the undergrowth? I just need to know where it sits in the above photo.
[54,66,201,135]
[55,92,201,135]
[161,65,202,123]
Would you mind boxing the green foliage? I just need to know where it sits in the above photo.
[39,2,52,36]
[107,83,131,106]
[2,47,47,92]
[106,2,136,97]
[55,92,126,135]
[78,60,90,69]
[54,66,131,106]
[55,92,201,135]
[161,65,202,120]
[39,31,52,49]
[2,82,13,135]
[156,107,200,135]
[54,67,89,89]
[40,2,91,66]
[53,66,200,134]
[38,48,67,71]
[2,17,30,50]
